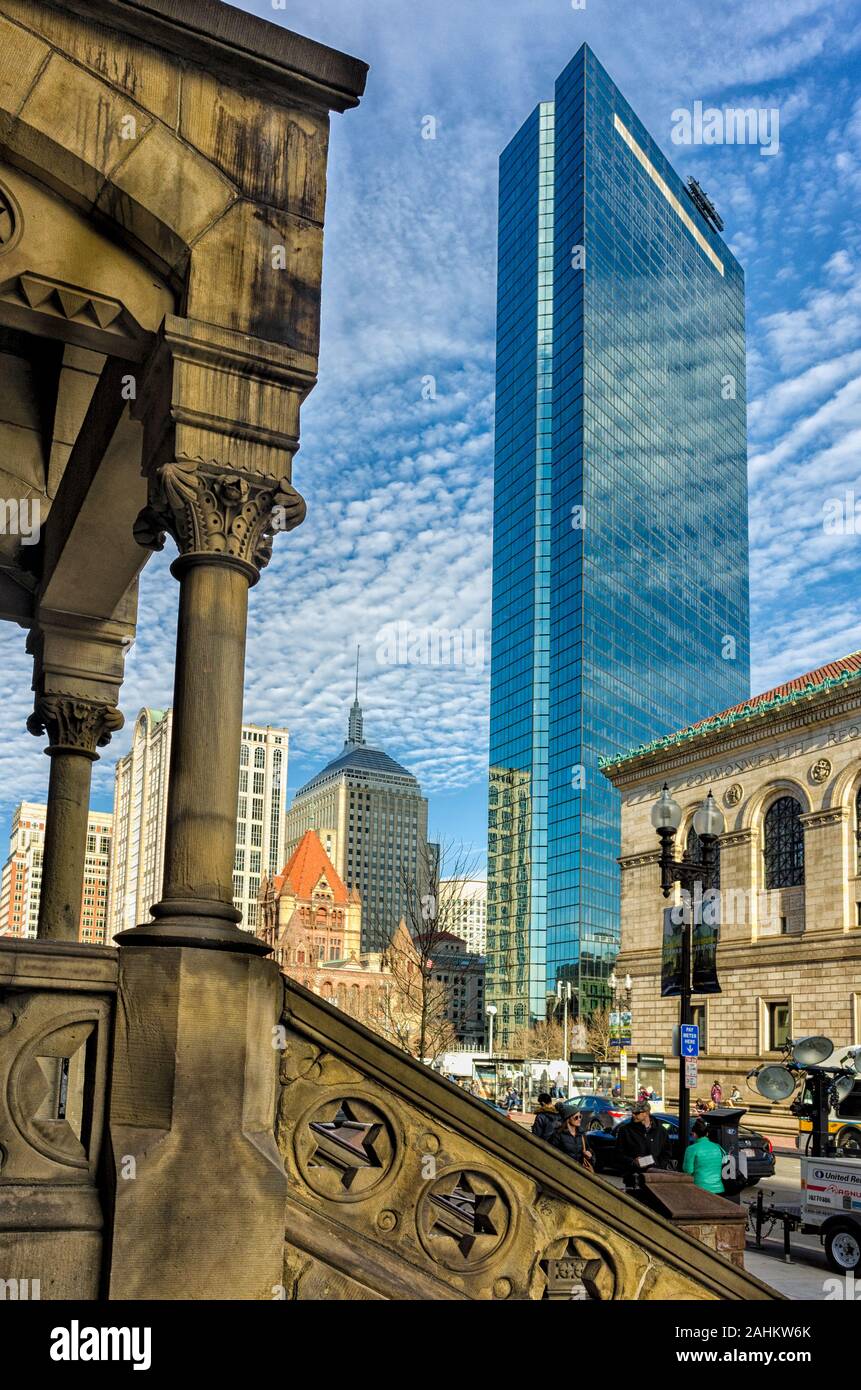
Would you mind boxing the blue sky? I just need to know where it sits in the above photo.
[1,0,860,869]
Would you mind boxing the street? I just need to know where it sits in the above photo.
[601,1152,841,1299]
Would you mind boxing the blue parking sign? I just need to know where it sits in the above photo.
[680,1024,699,1057]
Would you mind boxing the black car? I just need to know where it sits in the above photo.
[587,1111,775,1185]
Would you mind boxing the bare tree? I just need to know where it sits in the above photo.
[508,1019,565,1059]
[366,838,482,1063]
[585,1007,613,1065]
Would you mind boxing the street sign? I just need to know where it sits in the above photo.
[685,1056,698,1089]
[619,1050,628,1079]
[680,1024,699,1057]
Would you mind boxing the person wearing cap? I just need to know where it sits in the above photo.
[549,1105,594,1169]
[616,1100,669,1191]
[531,1092,562,1141]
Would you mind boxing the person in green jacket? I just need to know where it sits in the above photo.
[682,1119,725,1194]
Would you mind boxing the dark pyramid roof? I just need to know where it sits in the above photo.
[296,742,418,796]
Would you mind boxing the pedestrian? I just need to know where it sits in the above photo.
[531,1092,562,1141]
[550,1107,594,1170]
[710,1079,723,1107]
[694,1097,709,1118]
[617,1101,668,1192]
[683,1118,725,1195]
[730,1085,743,1106]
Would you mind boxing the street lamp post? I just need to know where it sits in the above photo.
[609,969,633,1096]
[651,784,723,1158]
[485,1003,497,1057]
[556,978,572,1068]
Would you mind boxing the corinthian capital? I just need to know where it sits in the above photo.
[133,459,306,580]
[27,694,124,757]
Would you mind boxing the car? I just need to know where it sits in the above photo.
[564,1094,630,1132]
[586,1111,775,1184]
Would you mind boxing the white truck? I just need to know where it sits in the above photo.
[800,1154,861,1272]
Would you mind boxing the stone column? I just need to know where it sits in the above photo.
[116,321,308,951]
[28,696,122,941]
[27,598,131,946]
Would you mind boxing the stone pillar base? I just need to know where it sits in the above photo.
[106,945,286,1299]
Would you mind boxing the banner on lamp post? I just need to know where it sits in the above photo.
[660,907,682,998]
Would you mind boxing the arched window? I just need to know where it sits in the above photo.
[685,819,721,889]
[321,980,333,1001]
[254,747,265,768]
[764,796,805,888]
[336,984,347,1012]
[855,785,861,873]
[240,745,249,766]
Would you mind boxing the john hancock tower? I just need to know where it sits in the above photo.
[487,45,749,1045]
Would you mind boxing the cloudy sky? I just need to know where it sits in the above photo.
[1,0,860,866]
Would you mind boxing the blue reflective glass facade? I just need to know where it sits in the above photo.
[487,46,749,1045]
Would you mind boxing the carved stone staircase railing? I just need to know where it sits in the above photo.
[278,980,780,1301]
[0,938,117,1300]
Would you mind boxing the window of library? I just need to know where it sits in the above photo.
[690,1003,707,1053]
[766,1000,791,1051]
[763,797,805,889]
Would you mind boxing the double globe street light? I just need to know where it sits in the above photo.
[650,784,725,1154]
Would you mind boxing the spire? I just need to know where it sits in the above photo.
[346,645,365,747]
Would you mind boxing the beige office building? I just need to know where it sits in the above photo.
[440,876,487,955]
[109,708,287,936]
[283,695,428,949]
[0,800,112,943]
[601,653,861,1103]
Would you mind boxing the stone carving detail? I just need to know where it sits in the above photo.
[0,991,111,1183]
[809,757,832,784]
[725,783,743,806]
[539,1234,617,1300]
[295,1095,396,1200]
[133,458,306,575]
[0,272,147,354]
[418,1168,511,1270]
[27,694,123,754]
[0,181,21,253]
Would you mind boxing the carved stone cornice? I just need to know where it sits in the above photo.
[618,850,662,870]
[800,808,848,830]
[719,829,756,849]
[133,459,306,581]
[27,693,123,758]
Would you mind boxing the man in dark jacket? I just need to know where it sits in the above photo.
[531,1093,561,1141]
[617,1102,668,1191]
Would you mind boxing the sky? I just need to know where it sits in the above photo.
[1,0,860,870]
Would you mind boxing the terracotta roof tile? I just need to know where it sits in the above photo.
[602,650,861,769]
[277,831,348,904]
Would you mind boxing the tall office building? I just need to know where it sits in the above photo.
[283,694,429,950]
[440,877,488,956]
[0,801,113,943]
[487,45,750,1046]
[109,708,288,936]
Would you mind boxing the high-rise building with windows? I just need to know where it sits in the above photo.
[283,695,429,949]
[487,45,750,1046]
[109,708,287,936]
[439,877,487,956]
[0,800,113,943]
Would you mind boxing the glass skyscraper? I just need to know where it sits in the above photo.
[487,45,750,1046]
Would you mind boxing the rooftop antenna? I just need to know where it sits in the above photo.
[355,644,360,701]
